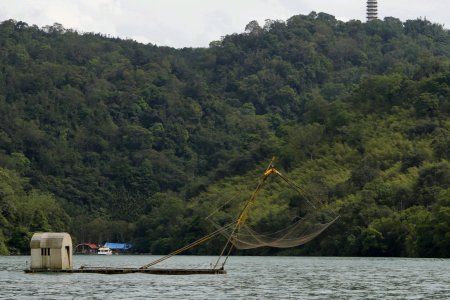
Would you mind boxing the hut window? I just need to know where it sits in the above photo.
[41,248,51,256]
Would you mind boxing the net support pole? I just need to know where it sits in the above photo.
[213,158,277,269]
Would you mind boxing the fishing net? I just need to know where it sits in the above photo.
[211,213,338,250]
[140,162,339,269]
[208,166,339,250]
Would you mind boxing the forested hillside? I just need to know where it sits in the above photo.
[0,13,449,257]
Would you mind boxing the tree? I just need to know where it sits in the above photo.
[245,20,263,36]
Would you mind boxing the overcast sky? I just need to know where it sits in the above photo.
[0,0,448,48]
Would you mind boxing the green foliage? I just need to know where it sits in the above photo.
[0,15,449,257]
[0,167,68,254]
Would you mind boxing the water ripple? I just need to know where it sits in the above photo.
[0,256,449,299]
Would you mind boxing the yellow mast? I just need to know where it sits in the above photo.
[213,157,278,269]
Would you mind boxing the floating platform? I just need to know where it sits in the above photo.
[24,267,226,275]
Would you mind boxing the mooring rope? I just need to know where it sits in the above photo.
[139,222,235,269]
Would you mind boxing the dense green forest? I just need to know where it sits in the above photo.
[0,13,449,257]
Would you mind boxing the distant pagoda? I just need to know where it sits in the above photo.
[367,0,378,21]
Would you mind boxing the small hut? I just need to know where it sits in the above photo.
[30,232,73,270]
[75,242,99,254]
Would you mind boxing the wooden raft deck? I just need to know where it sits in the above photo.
[24,267,226,275]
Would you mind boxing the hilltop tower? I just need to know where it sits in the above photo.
[367,0,378,21]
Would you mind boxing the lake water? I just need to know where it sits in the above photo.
[1,255,449,299]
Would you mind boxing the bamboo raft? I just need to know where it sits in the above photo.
[25,267,226,275]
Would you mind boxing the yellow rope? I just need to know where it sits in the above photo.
[140,223,234,269]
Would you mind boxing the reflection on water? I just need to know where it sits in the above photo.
[1,255,449,299]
